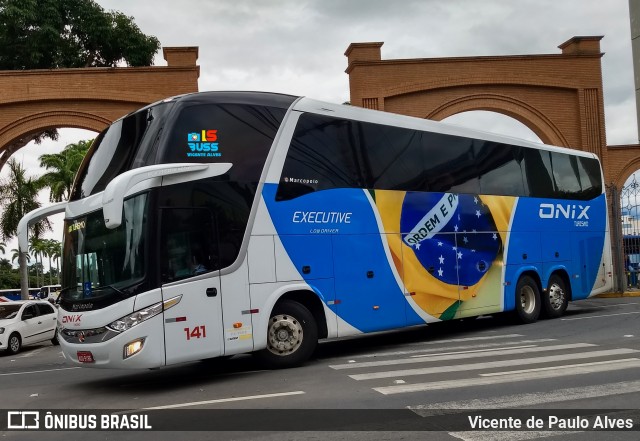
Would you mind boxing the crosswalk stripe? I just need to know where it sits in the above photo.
[373,358,640,395]
[349,348,638,380]
[448,431,581,441]
[479,358,639,377]
[561,311,640,321]
[405,333,525,346]
[329,342,595,370]
[409,380,640,411]
[354,339,557,359]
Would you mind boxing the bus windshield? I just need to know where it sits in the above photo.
[71,102,174,200]
[60,193,149,306]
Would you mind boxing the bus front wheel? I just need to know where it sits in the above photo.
[542,274,568,319]
[514,275,541,324]
[255,300,318,369]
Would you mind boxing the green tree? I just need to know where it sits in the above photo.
[0,241,5,254]
[0,158,50,241]
[43,238,61,285]
[29,236,48,287]
[0,0,160,70]
[45,239,62,284]
[11,248,29,265]
[39,139,92,202]
[0,0,160,170]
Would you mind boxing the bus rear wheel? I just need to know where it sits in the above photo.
[542,274,568,319]
[514,275,541,324]
[255,300,318,369]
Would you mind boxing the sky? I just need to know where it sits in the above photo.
[0,0,638,268]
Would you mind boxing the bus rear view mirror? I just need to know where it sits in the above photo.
[17,201,68,253]
[102,163,232,229]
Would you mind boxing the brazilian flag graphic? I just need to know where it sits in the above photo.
[375,190,514,320]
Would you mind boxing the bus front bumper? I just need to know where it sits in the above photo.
[58,317,165,369]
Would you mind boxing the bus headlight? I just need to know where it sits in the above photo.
[124,338,145,359]
[107,295,182,333]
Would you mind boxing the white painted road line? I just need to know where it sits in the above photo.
[410,345,537,358]
[329,343,596,370]
[354,339,557,359]
[373,358,640,395]
[561,311,640,321]
[479,358,639,377]
[142,391,306,410]
[0,367,81,376]
[349,348,638,381]
[410,380,640,411]
[405,334,525,346]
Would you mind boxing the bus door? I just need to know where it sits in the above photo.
[159,207,224,365]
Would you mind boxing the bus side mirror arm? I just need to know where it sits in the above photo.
[17,201,68,253]
[102,163,232,229]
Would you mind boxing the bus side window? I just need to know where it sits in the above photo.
[159,207,218,284]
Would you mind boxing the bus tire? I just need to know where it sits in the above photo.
[542,274,568,319]
[255,300,318,369]
[8,333,21,355]
[514,275,541,324]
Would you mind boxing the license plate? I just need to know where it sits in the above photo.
[77,351,94,363]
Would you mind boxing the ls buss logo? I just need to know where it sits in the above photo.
[187,130,221,157]
[539,203,590,227]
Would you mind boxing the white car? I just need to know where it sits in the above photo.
[0,301,59,355]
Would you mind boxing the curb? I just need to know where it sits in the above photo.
[595,292,640,298]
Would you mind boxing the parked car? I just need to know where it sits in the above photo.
[0,301,58,355]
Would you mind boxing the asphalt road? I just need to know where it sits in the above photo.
[1,296,640,441]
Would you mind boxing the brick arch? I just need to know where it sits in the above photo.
[2,110,110,138]
[609,146,640,190]
[0,46,200,172]
[0,110,110,170]
[423,93,568,147]
[344,37,640,291]
[345,37,609,178]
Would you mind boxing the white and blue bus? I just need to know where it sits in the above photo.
[0,288,44,302]
[32,91,611,369]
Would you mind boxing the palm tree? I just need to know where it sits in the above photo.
[29,237,47,288]
[49,240,62,284]
[0,159,50,298]
[39,139,93,202]
[43,238,61,285]
[0,158,51,240]
[11,248,30,266]
[0,241,5,254]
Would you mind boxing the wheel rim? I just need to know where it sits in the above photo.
[266,314,303,356]
[9,336,19,353]
[548,282,565,310]
[520,285,536,314]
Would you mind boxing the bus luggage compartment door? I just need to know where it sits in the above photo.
[332,234,406,333]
